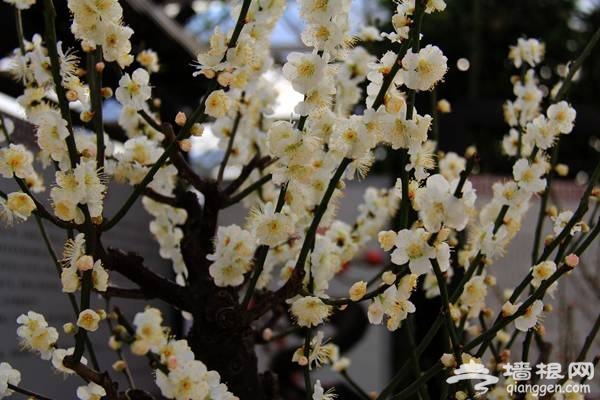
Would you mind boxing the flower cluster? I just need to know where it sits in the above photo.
[130,308,238,400]
[16,311,59,360]
[368,274,418,331]
[68,0,134,67]
[207,225,257,287]
[0,0,597,398]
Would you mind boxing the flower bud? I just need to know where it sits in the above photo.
[108,336,122,350]
[101,87,113,98]
[112,360,127,372]
[178,139,192,152]
[97,309,107,320]
[537,324,546,336]
[63,322,76,334]
[382,271,396,285]
[564,253,579,268]
[262,328,273,342]
[349,281,367,301]
[202,69,216,79]
[502,301,518,317]
[555,164,569,177]
[440,353,456,368]
[378,230,396,251]
[190,123,204,137]
[131,340,150,356]
[175,112,187,126]
[95,62,105,73]
[114,325,127,335]
[465,146,477,159]
[455,391,468,400]
[437,99,451,113]
[483,276,496,286]
[546,205,558,218]
[496,331,510,344]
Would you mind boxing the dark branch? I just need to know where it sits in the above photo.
[102,286,148,299]
[142,188,180,207]
[103,248,189,310]
[161,122,211,193]
[222,154,273,196]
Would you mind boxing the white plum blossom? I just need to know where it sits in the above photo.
[391,228,435,275]
[552,210,582,236]
[531,261,557,287]
[76,382,106,400]
[513,158,546,193]
[208,225,256,287]
[414,174,475,232]
[401,45,448,91]
[0,144,35,179]
[509,38,545,68]
[514,300,544,331]
[0,362,21,399]
[547,101,576,134]
[290,296,332,327]
[282,52,327,94]
[16,311,58,360]
[312,380,336,400]
[116,69,152,111]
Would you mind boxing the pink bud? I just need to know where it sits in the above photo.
[564,253,579,268]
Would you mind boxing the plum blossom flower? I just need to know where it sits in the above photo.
[282,52,327,94]
[0,362,20,399]
[313,380,336,400]
[16,311,58,359]
[391,228,435,275]
[116,69,151,111]
[4,192,35,221]
[514,300,543,331]
[77,309,101,332]
[414,174,475,232]
[513,158,546,193]
[0,144,35,179]
[290,296,332,327]
[401,45,448,91]
[76,382,106,400]
[547,101,576,134]
[508,38,545,68]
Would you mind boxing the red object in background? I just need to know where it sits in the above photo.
[339,261,350,273]
[365,248,384,265]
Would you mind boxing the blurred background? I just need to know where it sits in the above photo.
[0,0,600,398]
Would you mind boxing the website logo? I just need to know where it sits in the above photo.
[446,360,499,395]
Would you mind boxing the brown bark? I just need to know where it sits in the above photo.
[178,187,267,399]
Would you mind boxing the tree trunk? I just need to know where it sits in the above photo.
[178,188,271,399]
